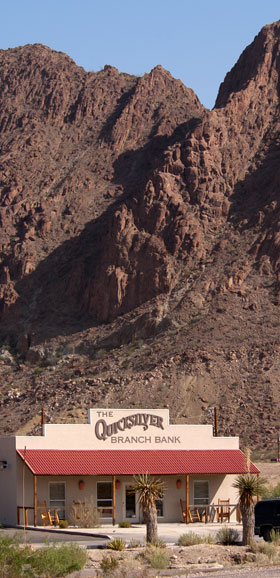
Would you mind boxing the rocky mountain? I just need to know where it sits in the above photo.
[1,22,280,457]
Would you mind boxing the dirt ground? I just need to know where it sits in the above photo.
[255,462,280,487]
[81,542,280,577]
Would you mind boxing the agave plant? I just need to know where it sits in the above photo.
[132,473,165,543]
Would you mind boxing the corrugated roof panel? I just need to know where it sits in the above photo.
[16,449,259,475]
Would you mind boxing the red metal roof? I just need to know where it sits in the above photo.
[17,449,259,476]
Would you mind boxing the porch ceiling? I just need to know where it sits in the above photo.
[16,449,260,476]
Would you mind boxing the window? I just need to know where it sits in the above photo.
[193,481,209,506]
[97,481,112,517]
[125,485,136,518]
[155,493,164,517]
[49,482,65,520]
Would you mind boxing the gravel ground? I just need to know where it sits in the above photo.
[189,566,280,578]
[68,543,280,577]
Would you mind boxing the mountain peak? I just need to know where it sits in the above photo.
[0,31,279,455]
[215,20,280,108]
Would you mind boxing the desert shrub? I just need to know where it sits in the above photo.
[270,529,280,543]
[144,546,170,569]
[148,538,166,548]
[100,553,119,573]
[118,521,131,528]
[178,532,202,546]
[203,533,215,544]
[107,538,126,551]
[30,542,87,576]
[261,482,280,499]
[177,531,214,546]
[250,541,277,561]
[69,497,101,528]
[0,534,87,577]
[94,348,107,361]
[59,520,69,529]
[216,527,240,545]
[0,534,30,577]
[128,539,142,548]
[98,559,148,578]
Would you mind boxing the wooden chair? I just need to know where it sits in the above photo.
[217,499,231,522]
[180,499,201,522]
[38,501,59,526]
[38,501,53,526]
[51,508,60,526]
[180,499,187,522]
[189,507,201,522]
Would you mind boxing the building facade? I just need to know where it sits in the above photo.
[0,408,259,526]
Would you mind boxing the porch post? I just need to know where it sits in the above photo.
[33,475,37,527]
[257,472,260,502]
[112,475,116,526]
[186,474,189,524]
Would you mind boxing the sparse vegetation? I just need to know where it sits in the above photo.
[107,538,126,551]
[270,529,280,543]
[178,532,214,546]
[118,521,131,528]
[98,558,148,578]
[148,538,166,548]
[261,482,280,499]
[100,553,119,573]
[128,539,142,548]
[0,533,87,577]
[141,545,170,569]
[69,497,101,528]
[58,519,69,529]
[250,540,278,561]
[216,527,240,545]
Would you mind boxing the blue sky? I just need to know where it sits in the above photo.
[1,1,280,109]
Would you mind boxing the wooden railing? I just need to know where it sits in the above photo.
[97,506,113,517]
[181,503,241,524]
[17,506,34,526]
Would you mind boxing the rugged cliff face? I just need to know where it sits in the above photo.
[1,24,280,455]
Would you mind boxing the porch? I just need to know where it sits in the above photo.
[16,471,242,527]
[15,447,259,528]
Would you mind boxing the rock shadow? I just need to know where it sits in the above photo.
[1,117,202,346]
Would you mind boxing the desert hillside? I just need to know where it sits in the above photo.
[1,23,280,458]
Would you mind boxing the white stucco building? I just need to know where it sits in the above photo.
[0,408,259,526]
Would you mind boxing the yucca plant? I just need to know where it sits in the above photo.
[233,473,261,545]
[132,474,165,543]
[107,538,126,551]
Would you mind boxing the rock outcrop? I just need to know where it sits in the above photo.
[0,22,280,452]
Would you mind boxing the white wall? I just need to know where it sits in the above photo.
[0,438,18,525]
[12,409,239,451]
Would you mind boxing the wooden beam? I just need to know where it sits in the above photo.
[33,475,37,526]
[112,475,116,526]
[186,474,189,524]
[214,407,218,437]
[257,472,260,502]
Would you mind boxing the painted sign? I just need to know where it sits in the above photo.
[95,412,164,440]
[91,409,181,446]
[14,407,240,451]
